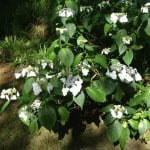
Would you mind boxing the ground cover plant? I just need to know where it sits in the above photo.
[1,0,150,150]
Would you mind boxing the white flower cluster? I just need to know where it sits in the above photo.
[98,1,110,9]
[110,13,128,24]
[141,3,150,13]
[30,99,42,113]
[78,61,91,76]
[110,105,127,119]
[39,59,54,69]
[101,48,111,55]
[15,65,39,79]
[106,63,142,83]
[56,27,67,34]
[122,36,132,45]
[32,82,42,96]
[0,87,19,101]
[61,75,83,96]
[58,8,74,18]
[80,6,93,13]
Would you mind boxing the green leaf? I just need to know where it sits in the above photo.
[94,54,107,68]
[86,86,106,103]
[29,117,39,134]
[38,105,57,131]
[77,35,88,48]
[18,105,33,126]
[119,127,130,150]
[58,48,74,67]
[119,44,127,55]
[58,106,69,122]
[107,120,122,143]
[72,53,83,67]
[22,78,35,95]
[66,23,76,38]
[114,86,123,102]
[116,29,127,46]
[104,23,112,35]
[0,100,11,113]
[128,119,138,130]
[123,49,133,65]
[138,119,150,135]
[144,18,150,36]
[101,78,117,95]
[73,91,85,110]
[65,0,78,13]
[104,113,115,125]
[100,104,114,113]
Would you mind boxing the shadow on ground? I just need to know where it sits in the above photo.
[1,102,150,150]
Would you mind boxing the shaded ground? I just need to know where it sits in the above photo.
[0,102,150,150]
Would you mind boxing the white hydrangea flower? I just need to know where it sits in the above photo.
[62,86,69,96]
[141,6,149,13]
[106,69,117,80]
[101,48,110,55]
[15,65,39,79]
[56,27,67,34]
[122,36,132,45]
[110,13,128,24]
[61,75,83,96]
[78,61,91,76]
[32,82,42,96]
[106,63,142,83]
[118,69,133,83]
[119,14,128,23]
[30,99,42,113]
[47,83,53,94]
[110,105,127,119]
[15,72,22,79]
[110,13,118,24]
[45,73,55,79]
[0,87,19,101]
[134,71,142,81]
[41,60,48,69]
[58,8,74,18]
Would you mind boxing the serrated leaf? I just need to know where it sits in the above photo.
[22,78,35,95]
[86,86,106,103]
[119,127,130,150]
[94,54,107,68]
[107,120,122,143]
[123,49,133,65]
[58,48,74,67]
[73,91,85,109]
[38,105,57,131]
[58,106,69,122]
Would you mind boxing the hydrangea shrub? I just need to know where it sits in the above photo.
[1,0,150,149]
